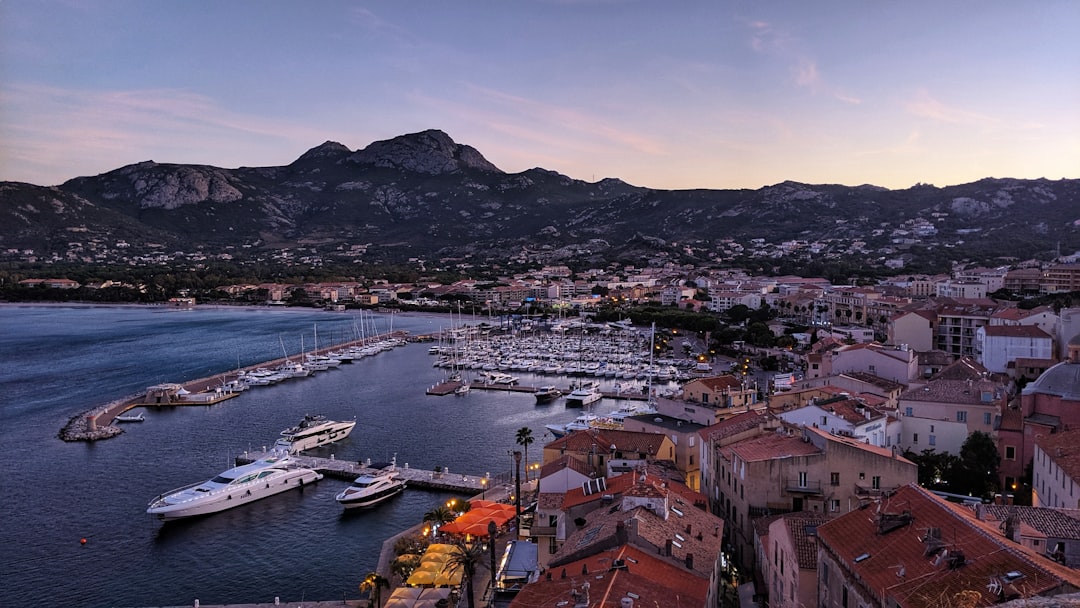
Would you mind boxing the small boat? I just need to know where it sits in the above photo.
[533,386,562,404]
[115,412,145,423]
[147,452,322,521]
[335,456,406,509]
[454,383,471,395]
[275,415,357,454]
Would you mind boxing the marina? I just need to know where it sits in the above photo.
[4,305,604,607]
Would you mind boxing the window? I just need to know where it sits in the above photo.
[831,472,840,486]
[905,407,913,417]
[931,424,935,432]
[957,411,967,423]
[830,499,840,512]
[869,364,876,372]
[929,435,936,446]
[984,412,992,425]
[872,476,881,490]
[548,536,558,554]
[702,393,709,403]
[913,433,919,444]
[799,471,808,487]
[1005,446,1016,460]
[821,416,828,426]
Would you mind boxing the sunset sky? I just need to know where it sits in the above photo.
[2,1,1077,189]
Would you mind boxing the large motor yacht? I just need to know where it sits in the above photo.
[564,381,602,408]
[335,457,406,509]
[146,452,322,521]
[274,414,357,453]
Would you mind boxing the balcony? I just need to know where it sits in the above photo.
[784,478,823,494]
[854,483,897,497]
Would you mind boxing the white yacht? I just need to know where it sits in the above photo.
[564,381,602,408]
[545,413,601,438]
[146,453,322,521]
[275,415,357,453]
[335,457,406,509]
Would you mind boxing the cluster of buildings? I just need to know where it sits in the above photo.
[505,304,1080,606]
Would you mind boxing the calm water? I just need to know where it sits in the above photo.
[0,305,597,608]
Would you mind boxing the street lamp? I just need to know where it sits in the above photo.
[488,519,498,597]
[513,450,522,533]
[481,476,488,499]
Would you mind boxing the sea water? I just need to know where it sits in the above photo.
[0,305,588,607]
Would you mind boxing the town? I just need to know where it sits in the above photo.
[13,255,1080,608]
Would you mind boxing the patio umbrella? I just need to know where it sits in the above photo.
[433,568,464,586]
[388,587,424,601]
[413,561,442,573]
[383,598,413,608]
[438,520,468,535]
[419,587,452,601]
[406,570,439,586]
[469,499,497,509]
[425,543,457,554]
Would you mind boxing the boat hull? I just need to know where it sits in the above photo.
[276,419,357,453]
[147,467,322,521]
[335,480,406,509]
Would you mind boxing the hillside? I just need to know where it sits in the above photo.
[2,129,1078,271]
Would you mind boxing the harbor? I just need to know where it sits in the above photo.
[6,306,654,607]
[58,329,411,441]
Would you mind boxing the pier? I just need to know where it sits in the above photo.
[426,379,651,401]
[235,451,494,494]
[58,330,410,442]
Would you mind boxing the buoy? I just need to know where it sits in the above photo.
[80,538,87,545]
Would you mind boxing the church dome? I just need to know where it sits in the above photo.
[1022,359,1080,401]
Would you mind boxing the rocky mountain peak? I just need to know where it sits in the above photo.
[292,141,352,164]
[347,129,502,175]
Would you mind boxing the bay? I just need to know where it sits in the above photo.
[0,305,587,607]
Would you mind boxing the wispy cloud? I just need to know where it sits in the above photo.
[0,84,328,184]
[905,89,998,125]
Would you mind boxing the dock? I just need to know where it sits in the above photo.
[235,451,493,494]
[59,330,410,442]
[428,380,651,401]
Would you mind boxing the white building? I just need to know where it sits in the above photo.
[975,324,1054,373]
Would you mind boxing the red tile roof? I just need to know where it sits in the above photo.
[546,428,668,457]
[728,430,822,462]
[508,545,708,608]
[1035,428,1080,486]
[816,484,1080,607]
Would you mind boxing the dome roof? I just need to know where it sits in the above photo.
[1023,360,1080,401]
[1069,332,1080,347]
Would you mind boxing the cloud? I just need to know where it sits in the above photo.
[416,84,668,158]
[905,89,998,126]
[794,58,819,87]
[0,83,328,184]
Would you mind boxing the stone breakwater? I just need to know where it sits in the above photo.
[58,392,142,441]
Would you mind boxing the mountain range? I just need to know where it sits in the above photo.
[2,129,1078,272]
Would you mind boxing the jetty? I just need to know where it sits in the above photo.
[235,450,497,494]
[427,379,651,401]
[58,330,410,442]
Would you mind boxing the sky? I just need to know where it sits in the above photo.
[1,1,1078,190]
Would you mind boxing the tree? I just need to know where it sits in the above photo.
[359,571,389,607]
[516,427,535,482]
[947,431,1001,499]
[423,505,455,530]
[441,538,487,608]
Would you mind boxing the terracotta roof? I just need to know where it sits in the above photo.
[783,513,831,570]
[553,498,724,580]
[508,544,708,608]
[981,505,1080,541]
[983,325,1052,339]
[540,453,592,478]
[546,428,668,457]
[841,371,908,393]
[1036,429,1080,485]
[702,409,767,441]
[686,374,745,391]
[816,484,1080,608]
[991,306,1052,322]
[728,431,822,462]
[804,425,915,464]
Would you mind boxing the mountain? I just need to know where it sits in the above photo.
[2,129,1078,271]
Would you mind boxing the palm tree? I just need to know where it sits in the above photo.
[515,427,535,482]
[441,538,487,608]
[359,571,389,607]
[423,505,456,535]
